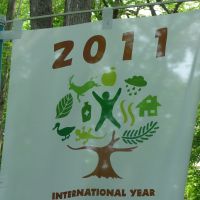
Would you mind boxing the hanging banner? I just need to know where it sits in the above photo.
[1,11,200,200]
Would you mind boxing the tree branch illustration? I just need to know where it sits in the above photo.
[108,131,120,146]
[112,147,137,152]
[67,131,137,179]
[67,145,98,152]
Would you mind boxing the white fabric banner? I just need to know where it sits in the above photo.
[1,11,200,200]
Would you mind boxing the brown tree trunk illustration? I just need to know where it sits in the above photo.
[67,131,137,179]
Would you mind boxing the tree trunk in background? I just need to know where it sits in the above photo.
[64,0,92,26]
[6,0,17,30]
[30,0,52,29]
[113,0,120,19]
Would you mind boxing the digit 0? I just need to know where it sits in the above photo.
[83,35,106,64]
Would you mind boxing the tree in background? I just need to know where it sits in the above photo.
[30,0,52,29]
[64,0,92,25]
[0,0,199,199]
[185,105,200,200]
[6,0,17,30]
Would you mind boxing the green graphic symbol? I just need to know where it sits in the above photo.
[101,67,117,86]
[52,71,161,179]
[125,76,147,96]
[92,88,122,131]
[82,102,91,122]
[69,75,100,102]
[56,93,73,119]
[120,100,135,126]
[53,123,75,141]
[74,127,106,145]
[136,95,161,117]
[122,121,159,144]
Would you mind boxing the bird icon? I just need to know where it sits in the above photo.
[53,123,75,141]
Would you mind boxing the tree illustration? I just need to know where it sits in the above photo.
[67,131,137,179]
[53,75,160,179]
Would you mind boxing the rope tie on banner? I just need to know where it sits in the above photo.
[102,8,113,29]
[0,20,23,40]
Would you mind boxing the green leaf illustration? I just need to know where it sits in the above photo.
[56,93,73,119]
[122,121,159,145]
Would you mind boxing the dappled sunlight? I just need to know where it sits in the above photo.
[168,49,194,83]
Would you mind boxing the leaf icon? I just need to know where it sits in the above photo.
[122,121,159,145]
[56,93,73,118]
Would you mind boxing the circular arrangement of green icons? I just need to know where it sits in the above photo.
[52,66,161,179]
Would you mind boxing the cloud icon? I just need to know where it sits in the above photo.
[125,76,147,87]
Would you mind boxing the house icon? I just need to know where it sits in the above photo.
[136,95,161,117]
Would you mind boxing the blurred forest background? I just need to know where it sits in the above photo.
[0,0,200,199]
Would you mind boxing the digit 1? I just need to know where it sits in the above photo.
[155,28,167,58]
[122,32,134,60]
[83,35,106,64]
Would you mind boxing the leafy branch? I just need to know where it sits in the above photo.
[122,121,159,145]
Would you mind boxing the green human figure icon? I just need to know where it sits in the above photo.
[92,88,122,131]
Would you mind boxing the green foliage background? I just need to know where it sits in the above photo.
[0,1,199,199]
[185,105,200,200]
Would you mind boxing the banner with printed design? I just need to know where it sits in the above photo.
[1,11,200,200]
